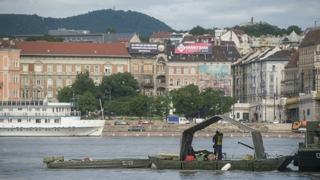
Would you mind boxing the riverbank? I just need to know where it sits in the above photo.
[102,120,304,138]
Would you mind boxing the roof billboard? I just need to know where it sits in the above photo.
[129,43,166,54]
[174,43,212,54]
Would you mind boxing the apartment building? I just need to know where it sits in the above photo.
[15,41,130,102]
[0,39,21,101]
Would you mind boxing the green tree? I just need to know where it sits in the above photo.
[106,27,117,34]
[189,25,207,35]
[72,71,98,98]
[170,84,204,118]
[139,35,150,42]
[153,95,171,120]
[78,91,99,117]
[100,72,139,100]
[56,86,73,102]
[129,94,149,119]
[286,25,302,35]
[25,34,64,42]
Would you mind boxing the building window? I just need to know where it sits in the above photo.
[118,65,123,73]
[177,78,181,86]
[14,89,18,98]
[14,74,18,83]
[170,78,173,86]
[76,65,81,73]
[47,64,53,73]
[85,65,90,72]
[191,67,195,74]
[184,79,188,86]
[14,59,19,67]
[48,79,52,86]
[105,67,111,74]
[66,65,72,73]
[36,80,41,85]
[157,65,163,72]
[48,90,52,98]
[307,109,310,116]
[57,65,62,73]
[237,113,240,118]
[18,119,21,123]
[133,64,139,72]
[57,79,62,86]
[169,67,173,74]
[184,67,188,74]
[143,64,152,73]
[177,67,181,74]
[23,64,28,72]
[66,79,72,86]
[191,79,195,84]
[36,119,41,123]
[22,90,29,98]
[94,65,99,73]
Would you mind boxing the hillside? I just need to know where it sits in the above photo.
[0,9,172,36]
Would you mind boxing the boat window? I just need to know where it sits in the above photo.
[18,108,22,110]
[36,119,41,123]
[54,119,60,123]
[45,119,50,123]
[8,119,12,122]
[52,108,54,112]
[27,119,31,122]
[0,119,3,123]
[35,108,40,111]
[18,119,21,123]
[42,108,46,111]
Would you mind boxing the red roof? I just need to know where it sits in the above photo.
[300,28,320,47]
[150,32,172,39]
[286,50,299,67]
[233,30,246,36]
[14,41,130,57]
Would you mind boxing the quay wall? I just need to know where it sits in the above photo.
[102,120,304,138]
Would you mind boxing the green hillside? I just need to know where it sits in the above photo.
[0,9,172,36]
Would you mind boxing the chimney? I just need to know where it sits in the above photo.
[251,17,253,24]
[315,20,317,28]
[229,30,232,41]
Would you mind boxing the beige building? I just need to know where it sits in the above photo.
[15,41,131,102]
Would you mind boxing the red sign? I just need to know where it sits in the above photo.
[174,43,212,54]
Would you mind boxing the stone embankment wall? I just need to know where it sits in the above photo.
[102,120,304,138]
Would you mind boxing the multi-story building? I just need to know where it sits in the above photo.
[284,28,320,123]
[15,41,131,102]
[149,32,172,44]
[232,47,292,122]
[0,39,21,101]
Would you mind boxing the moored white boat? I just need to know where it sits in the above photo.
[0,99,105,137]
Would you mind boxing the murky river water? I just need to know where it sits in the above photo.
[0,136,319,180]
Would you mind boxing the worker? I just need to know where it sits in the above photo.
[216,131,224,160]
[212,131,219,159]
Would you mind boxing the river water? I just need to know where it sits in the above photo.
[0,136,319,180]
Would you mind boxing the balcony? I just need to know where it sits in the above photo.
[141,82,154,87]
[157,71,166,76]
[156,82,166,88]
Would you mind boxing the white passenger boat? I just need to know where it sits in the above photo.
[0,98,105,137]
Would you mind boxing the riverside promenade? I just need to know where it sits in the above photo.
[102,120,304,138]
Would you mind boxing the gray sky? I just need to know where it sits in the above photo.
[0,0,319,30]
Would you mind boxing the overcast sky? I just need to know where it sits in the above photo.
[1,0,319,31]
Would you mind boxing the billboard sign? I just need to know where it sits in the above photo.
[129,43,166,54]
[174,43,212,54]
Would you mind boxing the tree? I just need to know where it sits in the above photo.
[25,34,64,42]
[100,72,139,101]
[139,35,150,42]
[153,95,171,120]
[72,71,97,97]
[106,27,117,34]
[286,25,302,35]
[56,86,73,102]
[170,84,203,118]
[189,25,207,36]
[129,94,150,119]
[78,91,99,117]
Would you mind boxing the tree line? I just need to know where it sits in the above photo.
[57,71,236,120]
